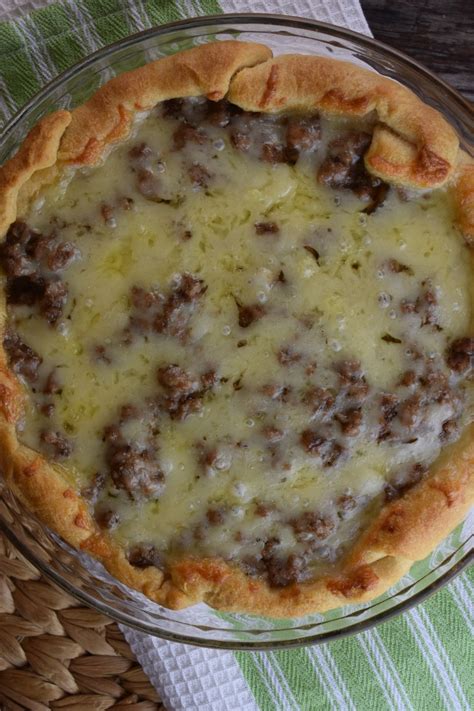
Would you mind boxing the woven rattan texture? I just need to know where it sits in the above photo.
[0,531,164,710]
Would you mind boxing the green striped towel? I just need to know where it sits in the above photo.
[0,2,472,710]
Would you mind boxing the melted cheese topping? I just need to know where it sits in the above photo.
[6,101,473,582]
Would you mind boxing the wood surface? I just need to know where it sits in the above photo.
[361,0,473,101]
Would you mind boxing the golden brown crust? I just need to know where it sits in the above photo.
[160,555,412,617]
[349,425,474,561]
[58,40,272,166]
[0,40,472,618]
[0,111,71,237]
[0,407,414,618]
[228,55,459,189]
[453,155,474,242]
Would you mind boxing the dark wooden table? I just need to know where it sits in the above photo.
[360,0,473,101]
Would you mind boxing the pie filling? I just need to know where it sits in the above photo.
[2,98,473,587]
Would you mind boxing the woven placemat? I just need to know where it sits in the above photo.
[0,530,164,710]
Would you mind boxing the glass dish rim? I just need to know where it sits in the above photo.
[1,514,472,650]
[0,12,472,650]
[1,12,472,143]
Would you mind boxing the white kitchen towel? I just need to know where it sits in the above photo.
[220,0,371,35]
[119,3,372,710]
[0,0,371,34]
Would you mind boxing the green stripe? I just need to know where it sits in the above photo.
[29,4,86,73]
[197,0,222,14]
[268,652,299,711]
[0,0,225,123]
[376,614,446,710]
[326,635,392,710]
[236,652,279,711]
[80,0,133,45]
[143,0,184,25]
[126,0,148,30]
[421,591,473,703]
[0,21,42,107]
[273,648,333,710]
[22,13,58,78]
[406,611,459,709]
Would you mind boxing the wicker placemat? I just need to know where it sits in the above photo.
[0,530,164,710]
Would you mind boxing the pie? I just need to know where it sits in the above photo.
[0,40,472,618]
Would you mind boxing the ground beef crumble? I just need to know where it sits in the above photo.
[290,511,335,542]
[261,142,289,164]
[206,507,226,525]
[188,162,211,189]
[277,346,302,366]
[81,472,106,505]
[261,426,284,444]
[335,359,370,401]
[337,494,357,517]
[302,386,335,416]
[3,331,42,382]
[124,273,207,343]
[317,132,389,210]
[2,98,471,595]
[335,407,362,436]
[43,369,62,395]
[261,383,292,402]
[385,258,413,275]
[102,405,164,502]
[285,115,321,158]
[446,337,473,374]
[173,123,208,150]
[128,142,170,202]
[384,462,427,501]
[247,507,335,587]
[439,418,459,443]
[240,538,309,588]
[255,221,279,235]
[236,301,265,328]
[40,429,72,460]
[300,429,345,467]
[399,370,416,387]
[95,508,120,530]
[197,441,233,475]
[157,364,218,421]
[0,220,78,325]
[264,551,308,588]
[127,543,163,569]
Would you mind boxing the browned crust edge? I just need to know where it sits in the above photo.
[228,55,460,189]
[0,40,272,237]
[0,40,472,618]
[0,111,71,238]
[454,155,474,242]
[57,40,273,166]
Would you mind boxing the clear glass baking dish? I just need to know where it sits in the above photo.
[0,14,472,650]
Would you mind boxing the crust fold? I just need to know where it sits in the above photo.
[0,111,71,237]
[454,157,474,242]
[58,40,272,166]
[228,55,459,189]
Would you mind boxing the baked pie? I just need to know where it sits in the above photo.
[0,41,472,617]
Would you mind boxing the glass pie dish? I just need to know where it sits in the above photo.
[0,13,472,650]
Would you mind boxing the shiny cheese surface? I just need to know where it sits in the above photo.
[6,100,473,582]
